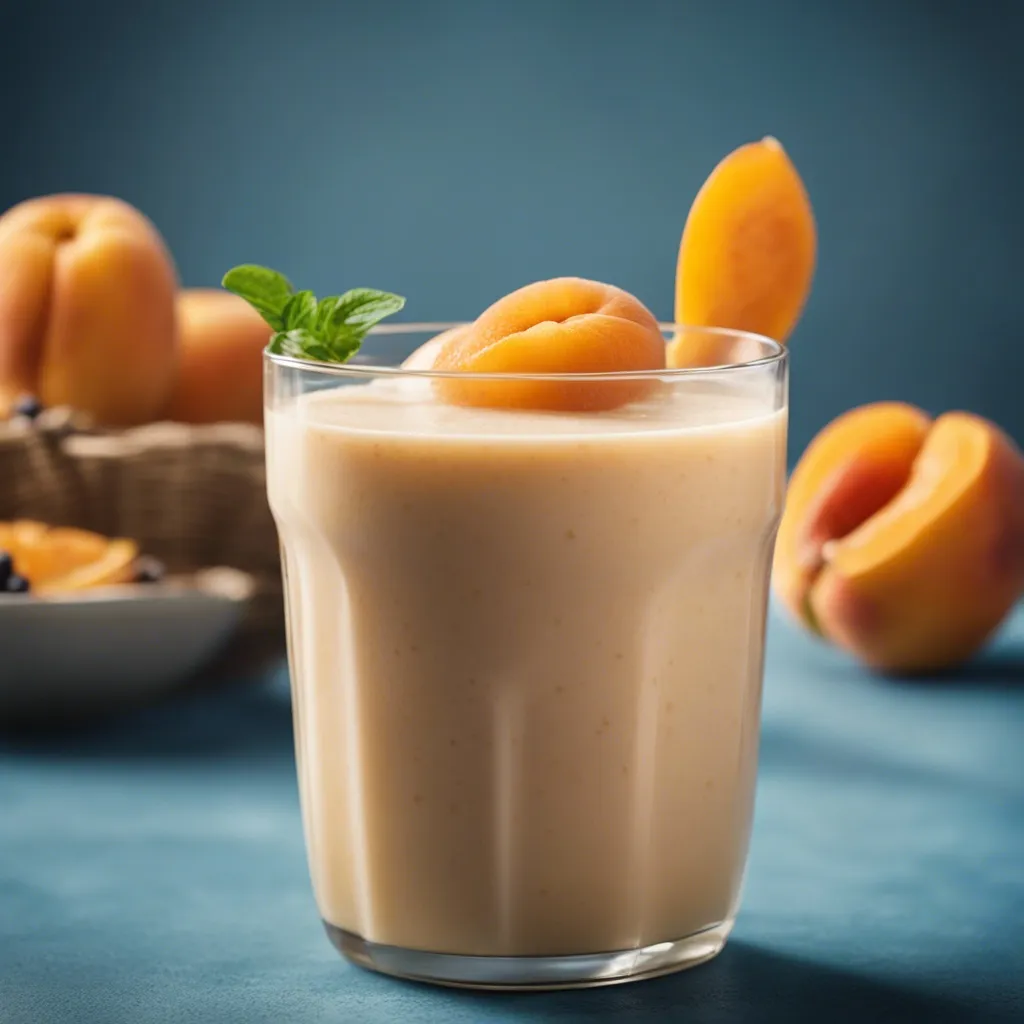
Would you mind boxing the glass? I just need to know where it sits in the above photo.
[265,325,788,990]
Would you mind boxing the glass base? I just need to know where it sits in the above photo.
[325,919,732,990]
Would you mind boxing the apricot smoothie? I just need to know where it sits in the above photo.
[236,135,812,990]
[265,306,788,987]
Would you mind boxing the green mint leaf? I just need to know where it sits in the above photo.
[282,290,317,331]
[325,326,364,363]
[222,265,294,330]
[329,288,406,334]
[268,329,335,364]
[314,295,344,334]
[223,264,405,363]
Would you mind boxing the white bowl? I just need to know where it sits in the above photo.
[0,567,254,723]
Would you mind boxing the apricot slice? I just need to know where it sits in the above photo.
[433,277,666,412]
[37,538,139,594]
[669,137,816,368]
[773,407,1024,673]
[0,520,139,594]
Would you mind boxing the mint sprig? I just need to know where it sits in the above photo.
[222,264,405,363]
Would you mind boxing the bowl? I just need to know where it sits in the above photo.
[0,568,255,724]
[0,407,284,684]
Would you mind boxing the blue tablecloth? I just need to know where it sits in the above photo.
[2,607,1022,1023]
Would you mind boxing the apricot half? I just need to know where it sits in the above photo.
[669,137,815,367]
[774,404,1024,673]
[433,277,666,412]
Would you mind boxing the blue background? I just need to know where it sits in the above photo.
[2,0,1023,460]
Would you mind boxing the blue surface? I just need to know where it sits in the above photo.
[2,606,1022,1023]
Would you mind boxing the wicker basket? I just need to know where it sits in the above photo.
[0,408,284,679]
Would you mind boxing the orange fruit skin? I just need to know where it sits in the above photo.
[434,277,666,412]
[165,289,271,425]
[773,405,1024,674]
[0,194,178,425]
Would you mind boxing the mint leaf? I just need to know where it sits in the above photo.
[325,328,364,364]
[222,265,294,330]
[268,329,334,364]
[330,289,406,333]
[314,295,345,334]
[223,264,405,364]
[282,290,317,331]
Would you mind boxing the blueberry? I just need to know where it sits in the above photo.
[4,573,30,594]
[13,394,43,420]
[134,556,166,584]
[0,551,11,584]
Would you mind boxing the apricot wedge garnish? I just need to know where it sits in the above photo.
[773,406,1024,673]
[670,137,816,367]
[433,277,665,412]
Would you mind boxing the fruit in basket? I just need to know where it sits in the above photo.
[0,194,178,426]
[165,289,272,425]
[773,404,1024,673]
[669,137,816,367]
[0,521,141,596]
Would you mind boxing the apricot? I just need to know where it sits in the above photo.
[0,520,138,594]
[165,289,271,425]
[774,403,932,626]
[0,194,178,425]
[433,277,666,412]
[774,404,1024,673]
[669,137,816,368]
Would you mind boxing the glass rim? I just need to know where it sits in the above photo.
[264,322,787,381]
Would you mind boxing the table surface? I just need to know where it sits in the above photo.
[2,606,1022,1024]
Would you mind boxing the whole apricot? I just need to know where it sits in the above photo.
[0,194,178,426]
[165,289,271,425]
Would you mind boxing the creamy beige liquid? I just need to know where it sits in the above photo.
[267,377,786,957]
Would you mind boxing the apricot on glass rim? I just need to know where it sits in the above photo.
[432,277,666,412]
[670,137,816,368]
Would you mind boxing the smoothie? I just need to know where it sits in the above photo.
[267,370,786,959]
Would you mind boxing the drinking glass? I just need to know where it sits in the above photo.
[265,325,788,989]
